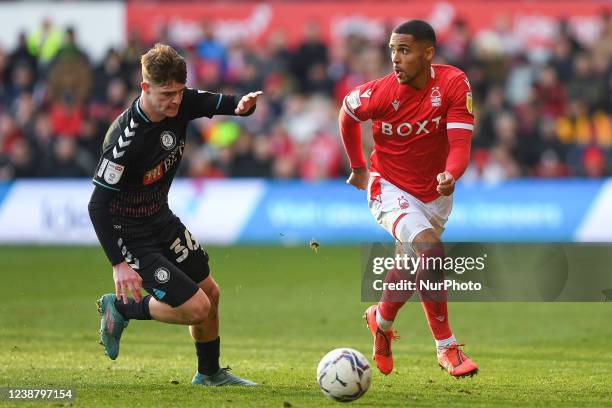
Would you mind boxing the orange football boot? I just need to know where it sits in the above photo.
[363,305,399,375]
[437,343,478,378]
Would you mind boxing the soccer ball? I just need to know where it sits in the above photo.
[316,348,372,402]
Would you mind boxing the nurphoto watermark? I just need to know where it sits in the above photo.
[361,243,612,302]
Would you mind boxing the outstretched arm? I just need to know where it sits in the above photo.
[234,91,263,115]
[182,88,263,120]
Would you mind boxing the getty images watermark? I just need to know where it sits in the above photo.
[371,252,487,292]
[361,243,612,302]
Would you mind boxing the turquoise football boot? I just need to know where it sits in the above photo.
[96,294,129,360]
[192,367,257,386]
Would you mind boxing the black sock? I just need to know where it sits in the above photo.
[114,296,152,320]
[196,337,220,376]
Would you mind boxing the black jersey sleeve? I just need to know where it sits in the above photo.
[92,114,139,192]
[88,185,124,266]
[181,88,256,120]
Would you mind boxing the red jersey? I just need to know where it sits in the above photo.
[342,64,474,202]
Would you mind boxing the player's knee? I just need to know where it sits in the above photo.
[419,244,445,281]
[198,277,220,307]
[416,242,446,301]
[190,300,210,325]
[420,245,444,265]
[412,229,444,274]
[185,291,211,324]
[207,282,220,307]
[413,229,442,255]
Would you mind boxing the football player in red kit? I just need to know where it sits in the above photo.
[339,20,478,378]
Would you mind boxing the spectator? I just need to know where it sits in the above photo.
[42,138,92,177]
[582,146,606,177]
[0,12,610,181]
[194,20,228,87]
[566,53,603,111]
[6,138,38,178]
[47,27,92,108]
[533,65,566,118]
[27,18,63,69]
[533,149,569,178]
[293,21,329,93]
[440,19,471,69]
[5,32,38,89]
[91,48,129,103]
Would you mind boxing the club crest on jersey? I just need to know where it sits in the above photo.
[160,131,177,150]
[154,267,170,283]
[103,161,124,185]
[392,100,400,111]
[431,86,441,107]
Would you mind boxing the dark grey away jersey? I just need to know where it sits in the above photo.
[93,88,239,218]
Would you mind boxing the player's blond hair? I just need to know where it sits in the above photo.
[141,43,187,86]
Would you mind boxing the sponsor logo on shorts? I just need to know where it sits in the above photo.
[103,161,124,185]
[153,288,166,300]
[160,131,177,150]
[143,162,164,185]
[154,267,170,284]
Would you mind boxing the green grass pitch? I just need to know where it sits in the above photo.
[1,245,611,407]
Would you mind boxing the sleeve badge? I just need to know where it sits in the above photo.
[466,92,473,114]
[104,161,125,185]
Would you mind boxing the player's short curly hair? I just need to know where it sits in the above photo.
[141,43,187,86]
[393,20,436,47]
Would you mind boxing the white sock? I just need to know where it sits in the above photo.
[435,335,456,354]
[376,309,394,331]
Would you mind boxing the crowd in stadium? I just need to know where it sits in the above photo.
[0,13,610,181]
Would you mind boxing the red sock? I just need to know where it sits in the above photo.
[378,266,415,322]
[378,300,404,322]
[417,248,452,340]
[420,300,451,340]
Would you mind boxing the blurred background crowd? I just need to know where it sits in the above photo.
[0,11,611,182]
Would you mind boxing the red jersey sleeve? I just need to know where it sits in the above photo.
[339,109,366,168]
[339,81,379,169]
[444,72,474,180]
[446,72,474,131]
[342,81,379,122]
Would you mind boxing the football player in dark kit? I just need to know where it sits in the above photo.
[88,43,262,386]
